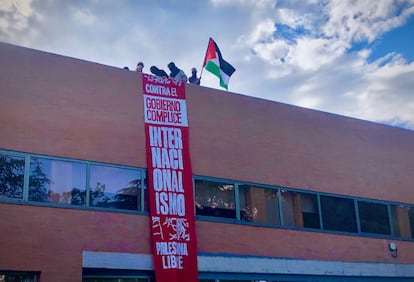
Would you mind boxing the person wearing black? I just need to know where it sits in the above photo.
[188,68,201,85]
[150,66,169,78]
[167,62,187,82]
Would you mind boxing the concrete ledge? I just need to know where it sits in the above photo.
[82,251,414,277]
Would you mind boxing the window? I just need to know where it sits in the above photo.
[29,157,86,205]
[281,190,320,229]
[358,201,391,235]
[239,185,280,224]
[195,179,236,219]
[89,164,142,211]
[320,195,357,233]
[0,153,25,199]
[0,272,38,282]
[391,204,414,238]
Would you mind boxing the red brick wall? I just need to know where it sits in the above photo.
[196,220,414,263]
[0,42,146,167]
[0,203,150,282]
[1,42,414,203]
[1,203,414,282]
[186,87,414,203]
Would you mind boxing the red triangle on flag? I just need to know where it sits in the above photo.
[203,38,217,67]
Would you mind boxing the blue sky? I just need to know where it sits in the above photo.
[1,0,414,129]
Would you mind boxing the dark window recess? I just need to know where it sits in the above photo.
[301,193,320,229]
[410,208,414,238]
[358,201,391,235]
[321,195,357,233]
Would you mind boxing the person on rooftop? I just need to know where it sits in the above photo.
[188,67,201,85]
[167,62,187,82]
[150,66,169,78]
[136,61,144,72]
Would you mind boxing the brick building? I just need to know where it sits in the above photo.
[1,42,414,282]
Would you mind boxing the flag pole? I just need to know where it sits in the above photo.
[199,37,211,80]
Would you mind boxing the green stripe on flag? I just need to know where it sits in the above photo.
[205,61,230,89]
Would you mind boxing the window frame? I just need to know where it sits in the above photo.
[2,150,414,241]
[0,149,147,214]
[193,174,414,241]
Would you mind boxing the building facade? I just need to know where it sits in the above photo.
[1,42,414,282]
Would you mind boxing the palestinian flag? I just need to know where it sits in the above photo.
[202,37,236,90]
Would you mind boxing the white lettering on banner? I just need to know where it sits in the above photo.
[162,255,183,269]
[155,192,185,216]
[145,83,178,97]
[151,148,183,170]
[149,126,183,148]
[153,169,183,192]
[156,242,189,255]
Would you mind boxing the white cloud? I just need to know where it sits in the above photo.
[286,37,347,71]
[70,7,96,26]
[347,54,414,127]
[323,0,414,43]
[0,0,36,41]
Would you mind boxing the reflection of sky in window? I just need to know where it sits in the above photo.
[31,158,86,193]
[90,165,140,194]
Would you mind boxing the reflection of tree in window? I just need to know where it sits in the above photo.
[0,154,25,199]
[194,179,236,218]
[281,190,320,229]
[0,272,37,281]
[28,158,50,202]
[89,165,141,211]
[115,178,142,210]
[29,157,86,205]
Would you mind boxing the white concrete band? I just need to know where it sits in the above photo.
[82,251,414,278]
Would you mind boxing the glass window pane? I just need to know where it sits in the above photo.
[0,272,37,282]
[239,185,280,224]
[409,208,414,238]
[391,204,413,238]
[358,201,391,235]
[29,157,86,205]
[143,172,149,212]
[0,154,25,199]
[89,165,142,211]
[320,195,357,232]
[281,190,320,229]
[195,179,235,219]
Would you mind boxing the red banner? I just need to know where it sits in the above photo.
[143,74,198,282]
